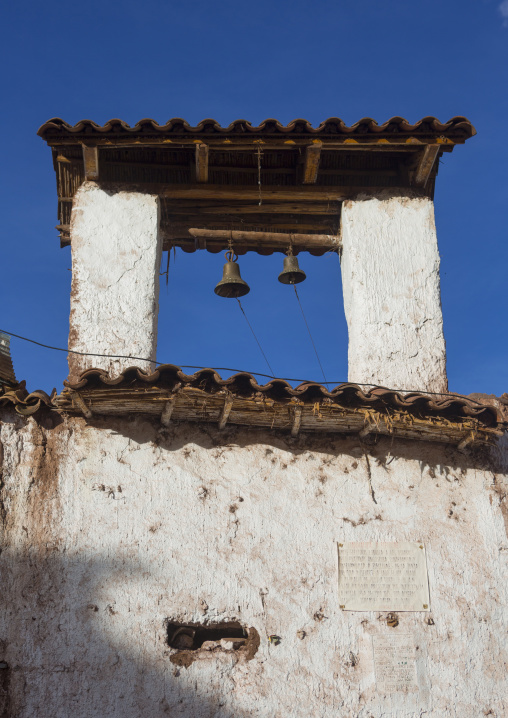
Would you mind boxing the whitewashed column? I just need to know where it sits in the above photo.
[68,182,161,381]
[340,191,447,393]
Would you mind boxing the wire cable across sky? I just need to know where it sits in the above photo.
[0,328,491,404]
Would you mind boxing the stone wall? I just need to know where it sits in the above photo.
[1,411,507,717]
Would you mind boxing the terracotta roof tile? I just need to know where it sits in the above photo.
[38,116,476,141]
[63,364,501,428]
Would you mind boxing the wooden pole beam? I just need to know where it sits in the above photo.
[195,143,209,183]
[414,145,440,187]
[82,144,99,181]
[303,141,322,184]
[185,228,340,251]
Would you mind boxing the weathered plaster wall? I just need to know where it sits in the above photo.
[340,192,448,393]
[68,183,162,380]
[1,413,507,717]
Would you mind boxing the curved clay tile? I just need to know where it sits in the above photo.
[38,116,477,140]
[61,363,499,426]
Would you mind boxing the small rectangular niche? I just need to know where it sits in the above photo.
[166,620,247,651]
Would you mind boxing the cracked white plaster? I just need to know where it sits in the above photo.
[68,182,162,380]
[340,192,447,392]
[0,419,507,717]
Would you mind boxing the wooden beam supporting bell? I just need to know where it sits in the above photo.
[214,251,250,298]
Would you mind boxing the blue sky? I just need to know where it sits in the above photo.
[1,0,507,396]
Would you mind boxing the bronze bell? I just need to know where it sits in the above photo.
[214,250,250,298]
[278,254,306,285]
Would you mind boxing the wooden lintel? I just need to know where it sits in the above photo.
[414,145,440,187]
[291,406,303,437]
[195,143,209,183]
[157,185,346,201]
[303,142,322,184]
[218,395,234,430]
[186,228,340,251]
[73,391,93,419]
[161,396,176,426]
[82,144,99,180]
[162,201,341,215]
[94,182,390,202]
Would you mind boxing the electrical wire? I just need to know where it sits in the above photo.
[235,300,275,377]
[292,284,328,385]
[0,327,489,405]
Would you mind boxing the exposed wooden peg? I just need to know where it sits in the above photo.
[218,395,234,430]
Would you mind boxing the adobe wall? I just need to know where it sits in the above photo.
[0,411,507,718]
[340,193,447,393]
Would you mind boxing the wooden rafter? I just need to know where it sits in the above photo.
[414,144,440,187]
[219,395,234,430]
[82,145,99,181]
[160,396,176,426]
[291,406,303,437]
[195,143,209,183]
[303,142,322,184]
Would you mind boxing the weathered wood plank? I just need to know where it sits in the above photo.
[48,137,435,150]
[185,228,340,250]
[161,396,176,426]
[414,145,440,187]
[291,405,303,437]
[219,395,234,430]
[303,142,322,184]
[195,143,209,183]
[162,201,341,215]
[82,145,99,180]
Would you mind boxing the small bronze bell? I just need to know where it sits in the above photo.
[214,250,250,298]
[278,254,306,285]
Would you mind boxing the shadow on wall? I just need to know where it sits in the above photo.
[88,412,500,475]
[0,550,254,718]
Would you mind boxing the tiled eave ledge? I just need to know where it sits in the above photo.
[54,384,503,450]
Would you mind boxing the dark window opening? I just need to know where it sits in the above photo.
[166,620,247,651]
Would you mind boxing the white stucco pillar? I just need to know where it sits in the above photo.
[340,192,447,393]
[68,182,161,381]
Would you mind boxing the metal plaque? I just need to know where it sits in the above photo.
[337,541,430,611]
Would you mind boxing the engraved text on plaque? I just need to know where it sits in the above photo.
[337,541,430,611]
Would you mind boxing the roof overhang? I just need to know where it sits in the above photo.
[51,365,503,450]
[38,116,476,254]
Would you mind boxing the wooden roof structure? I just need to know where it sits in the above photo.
[2,365,504,449]
[38,116,476,254]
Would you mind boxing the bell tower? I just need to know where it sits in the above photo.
[38,116,475,391]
